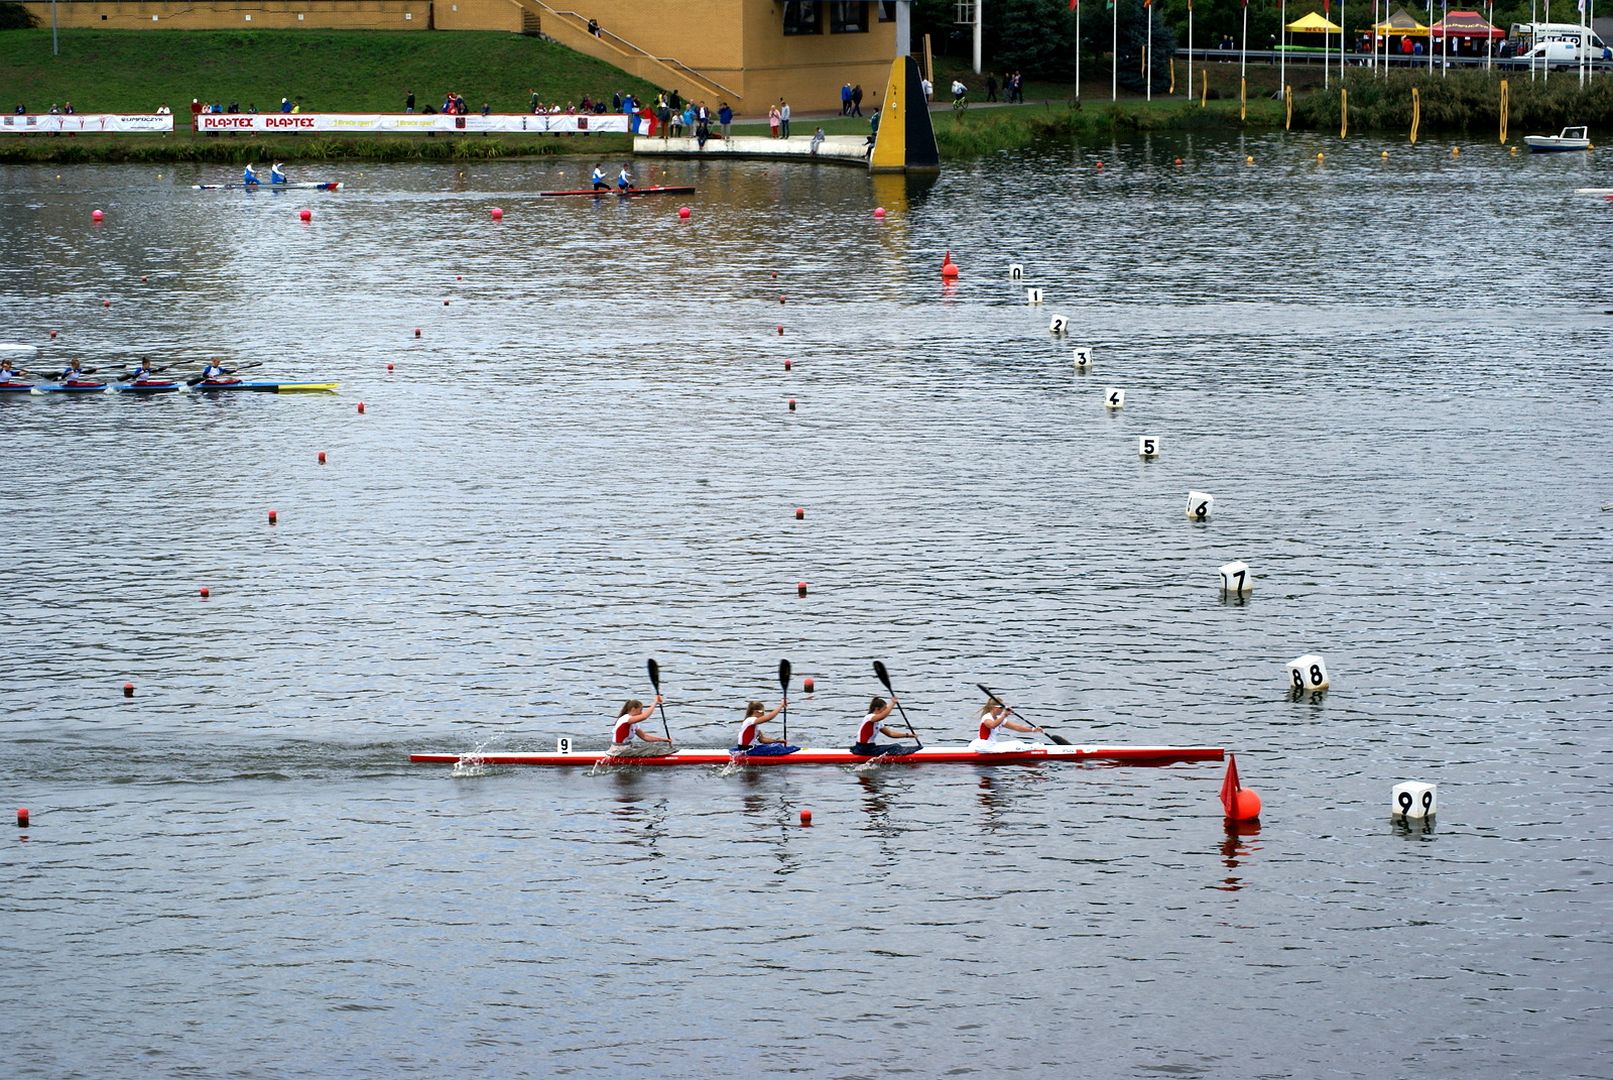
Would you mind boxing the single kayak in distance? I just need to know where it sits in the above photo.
[193,181,343,191]
[410,744,1226,767]
[539,185,696,197]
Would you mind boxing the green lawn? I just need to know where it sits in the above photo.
[0,28,660,115]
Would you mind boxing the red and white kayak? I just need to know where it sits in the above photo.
[538,185,695,197]
[410,744,1224,768]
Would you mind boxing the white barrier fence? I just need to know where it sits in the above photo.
[2,114,174,135]
[196,113,631,135]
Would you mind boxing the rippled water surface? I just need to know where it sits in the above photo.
[2,133,1611,1078]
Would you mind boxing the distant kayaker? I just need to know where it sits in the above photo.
[270,162,287,185]
[591,164,608,191]
[968,698,1042,754]
[734,699,794,756]
[243,162,260,186]
[0,358,30,384]
[851,696,915,756]
[197,359,239,385]
[609,696,673,758]
[616,164,634,192]
[128,358,161,383]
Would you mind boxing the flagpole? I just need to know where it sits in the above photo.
[1279,0,1286,94]
[1112,0,1118,101]
[1147,0,1154,101]
[1340,0,1346,86]
[1187,0,1194,101]
[1076,1,1082,99]
[1240,0,1248,92]
[1428,0,1434,74]
[1486,0,1493,71]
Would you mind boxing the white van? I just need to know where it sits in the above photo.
[1509,21,1610,55]
[1516,39,1605,68]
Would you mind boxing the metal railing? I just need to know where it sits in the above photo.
[526,3,742,101]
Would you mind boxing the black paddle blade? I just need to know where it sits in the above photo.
[976,682,1004,705]
[873,660,893,692]
[646,657,661,691]
[779,658,792,691]
[1047,733,1071,745]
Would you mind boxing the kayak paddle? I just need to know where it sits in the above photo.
[976,682,1070,745]
[778,658,792,748]
[872,660,922,749]
[646,657,672,743]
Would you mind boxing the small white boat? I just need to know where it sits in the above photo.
[1525,126,1592,153]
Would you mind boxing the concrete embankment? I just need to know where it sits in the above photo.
[633,134,870,167]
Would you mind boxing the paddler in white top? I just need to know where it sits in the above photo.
[60,357,95,384]
[733,699,794,756]
[851,696,915,757]
[197,359,240,385]
[968,698,1042,753]
[608,696,673,758]
[591,164,608,191]
[0,358,30,384]
[243,162,260,186]
[127,358,161,384]
[616,164,634,192]
[270,162,287,185]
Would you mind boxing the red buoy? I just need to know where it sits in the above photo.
[16,808,28,828]
[49,330,58,339]
[318,451,327,464]
[413,328,421,338]
[268,509,278,524]
[783,359,792,371]
[777,325,784,336]
[386,362,394,372]
[678,206,691,219]
[803,677,815,693]
[794,507,804,520]
[779,294,786,304]
[122,682,135,698]
[199,586,210,598]
[874,207,887,219]
[298,208,312,222]
[788,398,796,412]
[771,271,778,279]
[443,299,450,306]
[357,401,366,414]
[796,581,808,597]
[1230,788,1263,821]
[141,275,149,284]
[491,207,504,221]
[1219,754,1261,822]
[92,209,104,222]
[1095,160,1105,170]
[799,808,812,826]
[940,250,959,279]
[102,299,111,308]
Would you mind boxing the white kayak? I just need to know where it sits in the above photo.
[193,181,343,191]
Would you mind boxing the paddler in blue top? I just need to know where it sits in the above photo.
[127,358,161,384]
[591,164,608,191]
[243,162,260,186]
[270,162,287,185]
[59,357,95,385]
[616,164,634,192]
[0,358,31,385]
[197,359,240,385]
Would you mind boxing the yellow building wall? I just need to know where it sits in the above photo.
[19,2,429,31]
[433,0,521,33]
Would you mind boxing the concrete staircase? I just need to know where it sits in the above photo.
[510,0,742,105]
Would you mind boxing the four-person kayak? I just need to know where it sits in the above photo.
[15,380,338,395]
[410,744,1225,767]
[539,185,696,197]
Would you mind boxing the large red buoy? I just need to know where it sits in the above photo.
[490,207,504,221]
[92,209,104,223]
[941,250,959,279]
[803,677,815,693]
[298,208,312,222]
[1219,754,1261,822]
[678,206,691,219]
[122,682,135,698]
[796,581,808,597]
[799,808,812,826]
[873,207,887,219]
[17,808,28,828]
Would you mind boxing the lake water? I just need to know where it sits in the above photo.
[2,131,1611,1078]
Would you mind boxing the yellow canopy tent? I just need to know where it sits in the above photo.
[1286,11,1343,33]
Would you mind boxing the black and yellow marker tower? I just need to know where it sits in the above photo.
[869,56,941,174]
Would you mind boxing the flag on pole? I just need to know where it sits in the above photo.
[1070,0,1078,9]
[1219,754,1242,817]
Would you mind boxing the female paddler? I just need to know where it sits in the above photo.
[609,696,673,758]
[968,697,1043,753]
[851,696,915,757]
[733,699,795,756]
[0,358,32,385]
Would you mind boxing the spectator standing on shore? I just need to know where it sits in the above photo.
[696,115,710,149]
[841,82,852,115]
[985,74,998,101]
[809,126,825,155]
[657,97,673,139]
[779,99,791,138]
[851,83,863,116]
[921,76,933,99]
[280,97,292,113]
[405,89,415,113]
[190,98,203,130]
[718,101,733,140]
[768,103,781,138]
[530,88,539,113]
[156,103,171,115]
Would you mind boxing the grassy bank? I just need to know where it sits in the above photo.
[0,29,658,115]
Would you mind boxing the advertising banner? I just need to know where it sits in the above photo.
[1,114,175,135]
[194,113,629,135]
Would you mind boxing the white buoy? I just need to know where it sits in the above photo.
[1138,435,1160,459]
[1049,313,1069,335]
[1026,287,1044,305]
[1217,560,1251,593]
[1009,263,1024,281]
[556,737,572,754]
[1391,781,1437,819]
[1287,653,1329,692]
[1104,387,1125,409]
[1072,347,1092,370]
[1185,490,1213,520]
